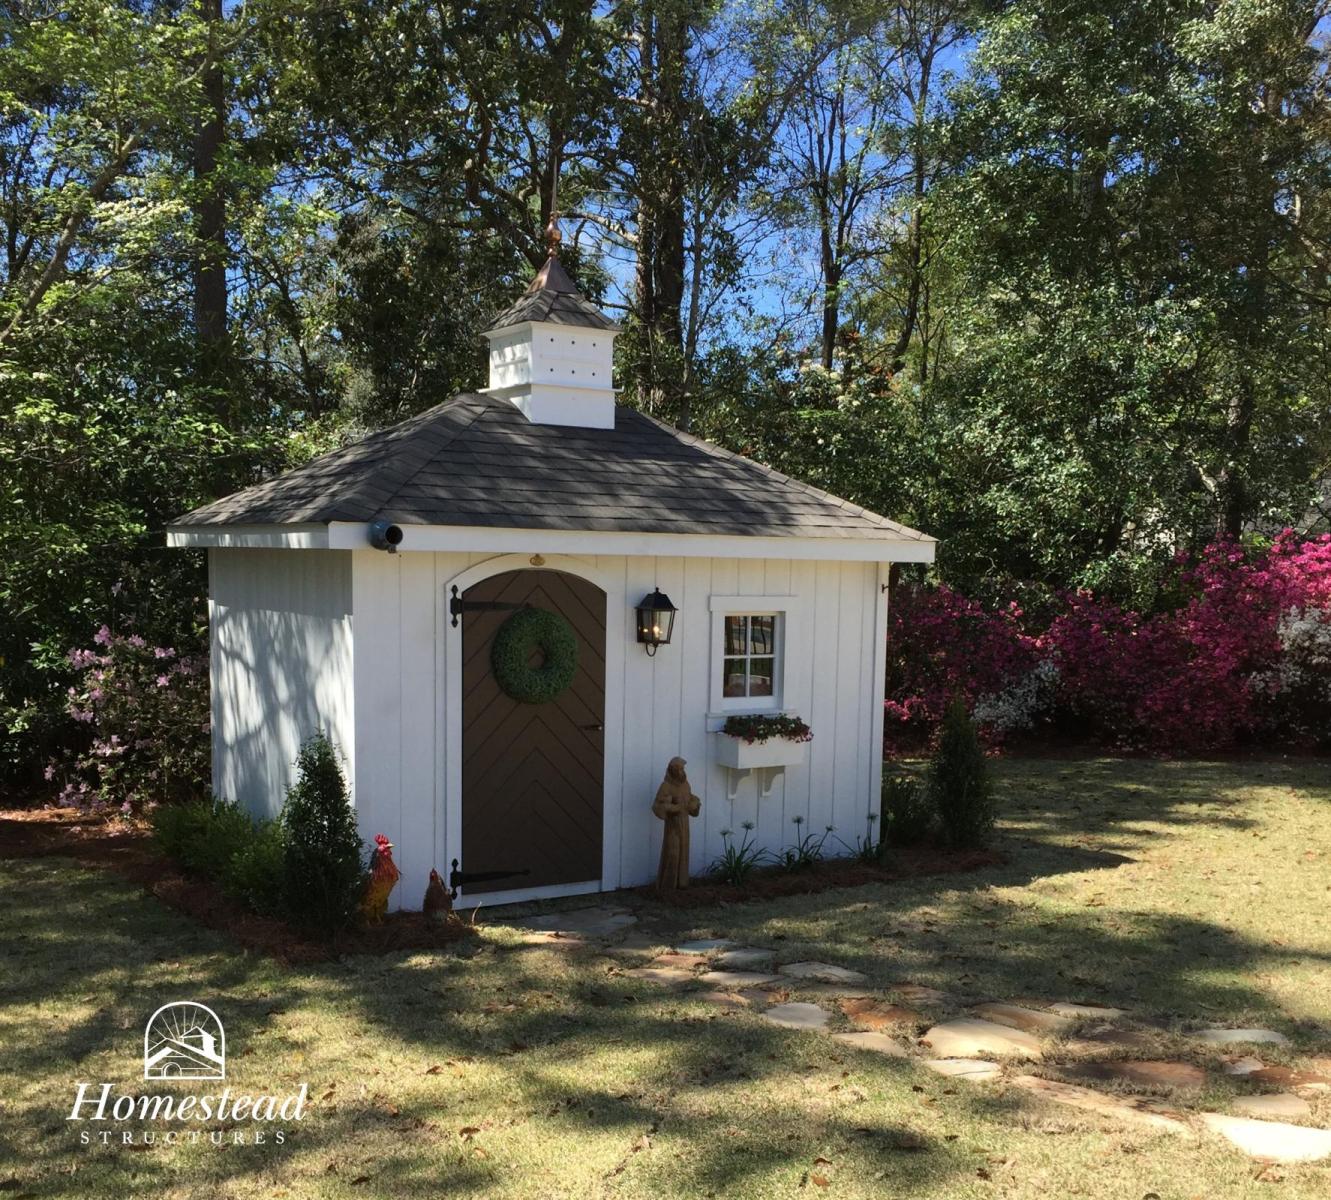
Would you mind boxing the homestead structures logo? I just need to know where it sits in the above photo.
[144,1002,225,1081]
[68,1001,308,1148]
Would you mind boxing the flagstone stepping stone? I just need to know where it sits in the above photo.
[762,1002,831,1031]
[605,933,663,958]
[923,1058,1002,1081]
[713,947,775,970]
[648,952,708,971]
[1232,1093,1313,1120]
[778,961,868,984]
[518,931,589,948]
[891,983,949,1005]
[971,1002,1074,1035]
[738,987,780,1007]
[503,907,637,937]
[922,1019,1042,1060]
[794,983,875,1001]
[675,938,733,953]
[1247,1066,1331,1091]
[834,1031,908,1058]
[698,991,751,1010]
[1066,1028,1159,1053]
[1193,1028,1289,1047]
[1056,1060,1206,1090]
[839,998,922,1031]
[1222,1056,1266,1077]
[699,969,780,988]
[1049,1002,1126,1019]
[1010,1075,1193,1136]
[624,966,696,988]
[1199,1113,1331,1163]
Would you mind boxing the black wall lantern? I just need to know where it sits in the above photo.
[635,589,678,656]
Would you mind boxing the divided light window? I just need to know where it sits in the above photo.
[722,614,780,699]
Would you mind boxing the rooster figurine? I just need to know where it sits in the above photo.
[423,868,452,925]
[360,834,400,925]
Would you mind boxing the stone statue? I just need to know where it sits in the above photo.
[652,756,701,892]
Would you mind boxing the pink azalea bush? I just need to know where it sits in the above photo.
[49,624,210,811]
[887,532,1331,753]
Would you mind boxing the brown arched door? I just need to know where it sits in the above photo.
[460,569,606,895]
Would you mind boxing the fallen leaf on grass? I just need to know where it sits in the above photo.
[811,1175,830,1188]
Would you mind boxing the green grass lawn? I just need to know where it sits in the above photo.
[2,758,1330,1199]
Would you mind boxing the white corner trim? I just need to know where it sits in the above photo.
[325,522,935,563]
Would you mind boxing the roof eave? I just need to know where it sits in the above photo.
[166,523,331,549]
[482,314,622,340]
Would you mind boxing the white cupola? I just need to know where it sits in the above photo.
[481,235,619,429]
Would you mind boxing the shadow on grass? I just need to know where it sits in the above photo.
[5,757,1330,1197]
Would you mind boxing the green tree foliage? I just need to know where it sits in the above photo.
[4,0,1330,785]
[0,1,281,779]
[926,697,994,848]
[922,0,1331,595]
[281,733,365,936]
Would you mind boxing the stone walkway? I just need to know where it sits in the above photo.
[495,905,1331,1167]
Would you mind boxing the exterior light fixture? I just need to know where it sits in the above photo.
[635,589,677,656]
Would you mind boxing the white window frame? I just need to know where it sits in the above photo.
[708,595,794,715]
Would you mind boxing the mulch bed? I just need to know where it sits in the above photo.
[0,806,474,964]
[637,845,1004,908]
[2,806,1002,943]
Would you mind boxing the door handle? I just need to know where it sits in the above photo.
[581,723,604,731]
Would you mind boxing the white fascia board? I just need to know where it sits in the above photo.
[325,521,936,563]
[166,524,330,549]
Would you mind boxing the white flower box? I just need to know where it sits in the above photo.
[715,733,807,771]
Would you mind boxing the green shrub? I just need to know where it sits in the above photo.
[927,697,995,848]
[281,733,365,935]
[881,775,934,847]
[709,821,766,886]
[221,818,288,917]
[776,815,833,870]
[151,798,253,878]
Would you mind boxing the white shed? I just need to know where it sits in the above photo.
[168,251,935,908]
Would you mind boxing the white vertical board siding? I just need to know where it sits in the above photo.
[678,556,714,878]
[209,545,888,906]
[604,554,882,889]
[209,548,353,820]
[351,549,473,909]
[617,555,660,889]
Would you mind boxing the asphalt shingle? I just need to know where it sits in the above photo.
[172,393,931,543]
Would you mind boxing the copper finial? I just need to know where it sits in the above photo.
[545,212,562,258]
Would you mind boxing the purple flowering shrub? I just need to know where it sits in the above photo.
[49,624,209,811]
[887,532,1331,753]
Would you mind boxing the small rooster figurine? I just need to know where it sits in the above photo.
[423,868,452,925]
[360,834,400,925]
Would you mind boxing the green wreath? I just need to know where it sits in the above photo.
[491,607,579,705]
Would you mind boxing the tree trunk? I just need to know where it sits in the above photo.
[632,0,690,427]
[193,0,227,354]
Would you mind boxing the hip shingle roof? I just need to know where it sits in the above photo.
[173,392,931,543]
